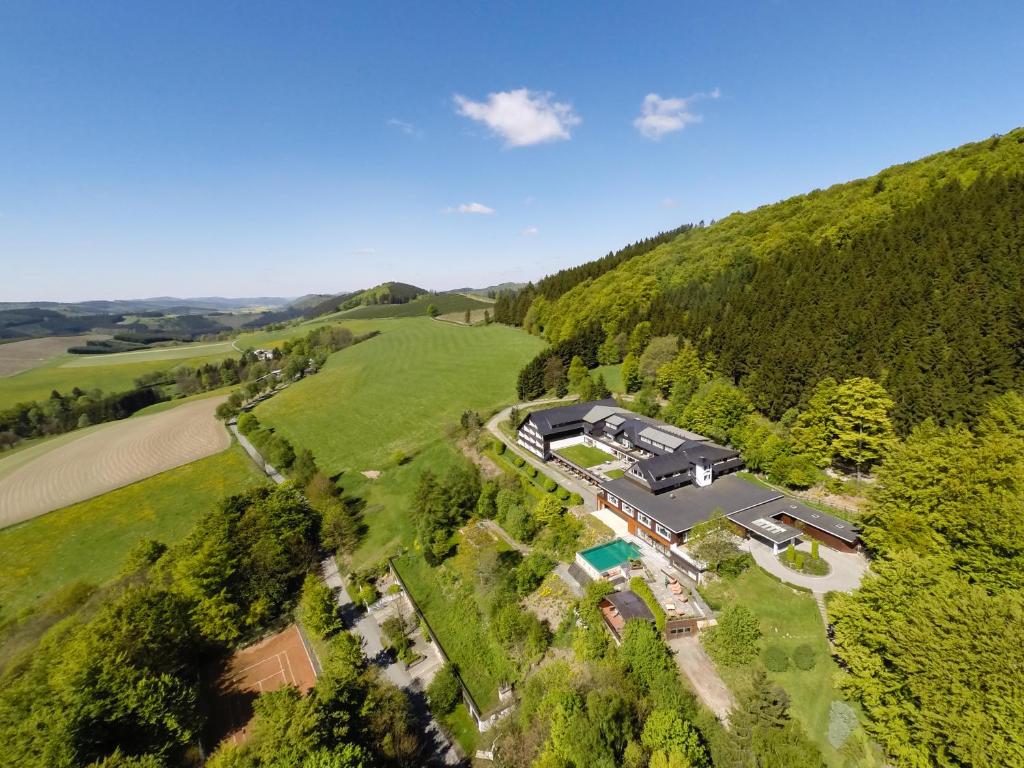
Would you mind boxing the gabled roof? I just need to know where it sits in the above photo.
[638,426,687,450]
[583,404,629,424]
[521,399,618,437]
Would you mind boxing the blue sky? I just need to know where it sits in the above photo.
[2,1,1022,302]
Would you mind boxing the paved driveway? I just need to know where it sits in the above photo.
[742,539,867,593]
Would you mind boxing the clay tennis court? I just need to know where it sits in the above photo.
[0,396,230,527]
[207,625,319,746]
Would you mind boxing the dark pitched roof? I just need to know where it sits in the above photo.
[601,474,781,534]
[756,498,860,544]
[604,590,656,622]
[521,399,618,437]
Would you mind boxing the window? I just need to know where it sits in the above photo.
[637,512,652,527]
[606,494,620,508]
[620,505,634,518]
[655,523,672,540]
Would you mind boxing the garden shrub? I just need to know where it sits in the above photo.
[794,551,806,570]
[827,700,858,748]
[495,440,506,454]
[236,411,258,435]
[513,456,525,468]
[427,663,461,715]
[556,487,570,501]
[568,492,583,506]
[629,577,667,633]
[702,605,761,666]
[528,466,538,478]
[544,478,558,493]
[763,644,789,672]
[792,643,816,670]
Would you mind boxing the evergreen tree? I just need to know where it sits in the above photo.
[622,352,641,393]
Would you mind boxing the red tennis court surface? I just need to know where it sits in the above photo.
[206,624,318,747]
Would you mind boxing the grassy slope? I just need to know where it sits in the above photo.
[393,526,517,710]
[0,443,266,615]
[541,127,1024,343]
[256,317,545,567]
[702,568,879,767]
[337,293,491,320]
[592,363,623,393]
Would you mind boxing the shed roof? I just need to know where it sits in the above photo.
[604,590,656,622]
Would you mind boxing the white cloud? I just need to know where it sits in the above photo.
[453,88,581,147]
[443,202,495,215]
[633,88,720,140]
[521,226,539,236]
[386,118,419,136]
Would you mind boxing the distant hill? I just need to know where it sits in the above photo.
[449,282,526,297]
[335,291,491,320]
[498,127,1024,431]
[0,296,294,341]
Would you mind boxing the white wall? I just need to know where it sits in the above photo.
[549,435,585,450]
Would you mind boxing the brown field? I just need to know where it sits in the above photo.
[206,625,318,747]
[436,309,491,325]
[0,334,109,377]
[0,396,231,528]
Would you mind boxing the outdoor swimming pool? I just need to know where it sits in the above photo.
[579,538,640,573]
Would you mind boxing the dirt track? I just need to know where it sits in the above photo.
[0,335,109,377]
[0,397,230,528]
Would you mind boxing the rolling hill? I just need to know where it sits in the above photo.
[501,128,1024,431]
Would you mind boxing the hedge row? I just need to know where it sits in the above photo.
[629,576,667,634]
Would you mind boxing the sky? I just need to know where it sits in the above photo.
[1,1,1023,302]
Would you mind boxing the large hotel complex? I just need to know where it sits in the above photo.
[516,399,859,581]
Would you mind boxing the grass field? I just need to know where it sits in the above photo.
[256,317,544,567]
[0,443,266,616]
[702,568,879,767]
[556,444,614,468]
[335,293,491,320]
[592,363,623,393]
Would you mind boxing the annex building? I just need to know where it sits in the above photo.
[516,400,860,576]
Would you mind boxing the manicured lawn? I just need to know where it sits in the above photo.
[605,468,625,479]
[0,443,266,616]
[592,363,623,393]
[257,317,544,566]
[556,443,614,468]
[701,568,877,767]
[393,543,514,710]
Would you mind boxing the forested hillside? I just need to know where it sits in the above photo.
[509,128,1024,431]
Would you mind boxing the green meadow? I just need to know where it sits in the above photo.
[0,443,266,616]
[256,317,544,567]
[702,568,880,767]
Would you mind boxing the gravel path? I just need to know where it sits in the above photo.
[741,538,868,594]
[0,396,230,527]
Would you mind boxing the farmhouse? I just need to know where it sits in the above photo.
[517,401,860,567]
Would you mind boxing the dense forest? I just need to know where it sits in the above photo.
[493,225,694,327]
[502,128,1024,432]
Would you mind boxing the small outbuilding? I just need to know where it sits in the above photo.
[599,590,655,642]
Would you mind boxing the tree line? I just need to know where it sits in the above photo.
[493,224,695,327]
